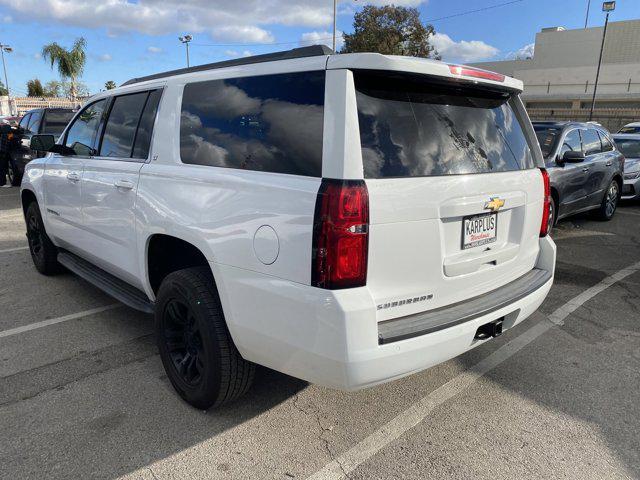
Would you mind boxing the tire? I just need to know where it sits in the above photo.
[595,180,619,221]
[7,158,22,186]
[547,196,557,235]
[25,201,63,275]
[155,266,255,410]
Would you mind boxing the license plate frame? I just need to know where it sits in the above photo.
[462,212,498,250]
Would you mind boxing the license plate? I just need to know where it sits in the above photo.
[462,213,498,249]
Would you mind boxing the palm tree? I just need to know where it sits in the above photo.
[104,80,116,90]
[41,37,86,101]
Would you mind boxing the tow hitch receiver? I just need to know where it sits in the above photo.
[474,319,504,340]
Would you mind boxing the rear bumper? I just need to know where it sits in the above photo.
[213,235,556,390]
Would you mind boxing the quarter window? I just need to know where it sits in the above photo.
[65,100,107,156]
[18,113,31,130]
[180,71,325,177]
[581,129,602,156]
[560,130,582,156]
[598,131,613,152]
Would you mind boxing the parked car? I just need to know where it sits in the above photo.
[612,133,640,200]
[22,46,556,409]
[6,107,76,185]
[618,122,640,134]
[533,121,624,230]
[0,115,21,127]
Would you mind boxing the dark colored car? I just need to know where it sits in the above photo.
[533,121,624,231]
[6,108,76,185]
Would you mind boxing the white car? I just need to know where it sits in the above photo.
[21,46,556,409]
[618,122,640,134]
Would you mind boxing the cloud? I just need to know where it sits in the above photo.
[431,33,499,62]
[0,0,348,42]
[2,14,12,23]
[97,53,112,62]
[147,46,162,54]
[224,50,239,57]
[242,50,253,57]
[506,42,534,60]
[33,52,42,60]
[300,30,344,50]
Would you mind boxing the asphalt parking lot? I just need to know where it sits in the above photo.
[1,185,639,480]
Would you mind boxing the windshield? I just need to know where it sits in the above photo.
[615,138,640,158]
[354,71,535,178]
[42,110,75,135]
[618,126,640,134]
[533,126,561,158]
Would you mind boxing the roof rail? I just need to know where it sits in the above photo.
[121,45,334,86]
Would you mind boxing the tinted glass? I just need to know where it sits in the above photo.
[355,71,535,178]
[618,126,640,134]
[581,129,601,156]
[534,126,561,158]
[100,92,148,158]
[180,71,325,177]
[132,89,161,159]
[65,99,106,156]
[18,113,30,130]
[615,138,640,158]
[27,111,42,133]
[560,130,582,156]
[598,131,613,151]
[42,110,75,135]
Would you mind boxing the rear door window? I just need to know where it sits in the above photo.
[598,131,613,152]
[18,113,31,131]
[180,71,325,177]
[27,111,42,134]
[132,89,162,159]
[581,129,602,156]
[99,92,149,158]
[42,110,75,136]
[354,71,535,178]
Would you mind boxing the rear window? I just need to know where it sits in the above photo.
[180,71,325,177]
[354,71,535,178]
[42,110,75,135]
[615,138,640,158]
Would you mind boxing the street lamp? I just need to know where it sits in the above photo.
[589,1,615,120]
[0,43,12,97]
[179,34,193,67]
[332,0,337,52]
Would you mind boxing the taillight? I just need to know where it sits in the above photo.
[312,179,369,289]
[539,168,551,237]
[448,64,505,82]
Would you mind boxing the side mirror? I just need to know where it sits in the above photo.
[30,134,56,152]
[560,150,586,163]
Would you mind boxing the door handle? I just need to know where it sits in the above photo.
[582,167,590,172]
[114,179,134,190]
[66,172,80,182]
[606,161,612,166]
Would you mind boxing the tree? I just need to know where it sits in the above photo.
[27,79,45,97]
[341,5,440,59]
[0,80,7,96]
[43,80,63,97]
[41,37,87,101]
[104,80,116,90]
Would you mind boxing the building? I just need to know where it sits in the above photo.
[0,96,83,117]
[471,19,640,131]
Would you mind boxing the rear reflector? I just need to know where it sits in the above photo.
[539,168,551,237]
[312,179,369,289]
[448,64,505,82]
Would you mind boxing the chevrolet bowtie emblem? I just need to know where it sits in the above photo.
[484,197,505,212]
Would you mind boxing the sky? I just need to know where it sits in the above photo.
[0,0,638,96]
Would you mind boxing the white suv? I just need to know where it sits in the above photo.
[21,46,556,409]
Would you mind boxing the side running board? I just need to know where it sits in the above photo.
[57,251,154,314]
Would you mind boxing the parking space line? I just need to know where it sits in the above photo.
[617,209,640,217]
[0,246,28,254]
[307,260,640,480]
[0,304,121,339]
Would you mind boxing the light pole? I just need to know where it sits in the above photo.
[0,43,12,97]
[589,1,615,121]
[332,0,337,51]
[584,0,591,28]
[179,34,192,67]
